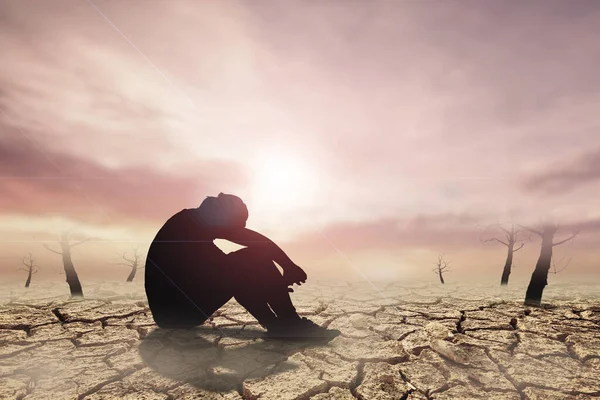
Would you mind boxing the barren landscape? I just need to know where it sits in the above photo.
[1,280,599,400]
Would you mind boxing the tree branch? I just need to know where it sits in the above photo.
[433,254,451,274]
[499,226,511,235]
[552,256,572,274]
[512,242,525,252]
[22,253,36,266]
[552,231,579,247]
[117,262,133,267]
[483,237,509,246]
[480,224,508,246]
[513,228,523,236]
[70,238,92,248]
[43,244,62,255]
[436,259,451,272]
[121,254,135,263]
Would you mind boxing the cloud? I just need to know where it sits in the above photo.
[281,213,488,261]
[281,212,600,262]
[0,130,248,226]
[0,0,599,277]
[522,147,600,194]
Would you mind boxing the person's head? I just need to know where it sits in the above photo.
[197,192,248,229]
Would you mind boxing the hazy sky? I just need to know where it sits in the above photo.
[1,1,599,283]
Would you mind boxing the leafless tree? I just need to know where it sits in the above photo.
[481,224,530,286]
[117,247,145,282]
[518,223,579,306]
[18,253,39,288]
[433,254,451,284]
[44,230,91,297]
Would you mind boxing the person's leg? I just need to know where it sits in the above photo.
[146,266,207,328]
[145,254,230,329]
[225,247,300,328]
[223,247,341,340]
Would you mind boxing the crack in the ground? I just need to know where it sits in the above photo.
[539,354,584,375]
[334,348,409,365]
[564,337,583,362]
[3,287,600,399]
[463,327,518,333]
[75,365,147,400]
[484,348,525,400]
[0,325,32,337]
[396,366,428,399]
[13,370,37,400]
[520,383,600,398]
[508,326,520,354]
[581,354,600,363]
[51,308,67,323]
[348,361,365,398]
[50,308,147,326]
[0,342,43,359]
[456,311,466,334]
[0,320,59,332]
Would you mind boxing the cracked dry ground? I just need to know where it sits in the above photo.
[1,282,599,399]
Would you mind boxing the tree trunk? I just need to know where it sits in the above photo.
[25,271,31,288]
[524,231,554,306]
[500,243,514,286]
[438,271,445,284]
[126,266,136,282]
[61,244,84,297]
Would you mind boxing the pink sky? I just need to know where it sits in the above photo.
[1,1,599,283]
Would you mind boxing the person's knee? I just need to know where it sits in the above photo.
[227,250,285,292]
[227,246,273,266]
[232,246,266,258]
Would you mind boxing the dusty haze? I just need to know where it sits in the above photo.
[1,1,599,284]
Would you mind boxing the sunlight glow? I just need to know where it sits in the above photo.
[249,152,319,215]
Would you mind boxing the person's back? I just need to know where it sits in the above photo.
[145,208,229,327]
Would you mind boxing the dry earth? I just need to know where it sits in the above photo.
[0,280,599,399]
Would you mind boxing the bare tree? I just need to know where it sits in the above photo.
[481,224,530,286]
[18,253,39,288]
[433,254,451,284]
[117,247,144,282]
[519,223,579,306]
[44,230,90,297]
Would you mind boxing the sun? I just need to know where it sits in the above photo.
[249,153,318,213]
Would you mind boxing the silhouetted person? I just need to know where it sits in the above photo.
[145,192,337,339]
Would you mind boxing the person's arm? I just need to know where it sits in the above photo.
[215,227,297,270]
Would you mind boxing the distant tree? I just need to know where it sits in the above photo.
[18,253,39,288]
[433,254,451,284]
[44,230,90,297]
[519,223,579,306]
[117,247,144,282]
[481,224,530,286]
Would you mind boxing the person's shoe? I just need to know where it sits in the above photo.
[265,317,341,341]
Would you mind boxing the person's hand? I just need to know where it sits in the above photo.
[283,265,307,291]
